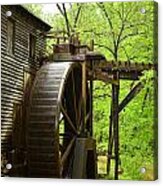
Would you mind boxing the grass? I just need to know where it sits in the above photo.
[97,155,155,180]
[97,156,107,175]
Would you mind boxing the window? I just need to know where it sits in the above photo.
[23,70,35,103]
[24,71,31,90]
[29,34,36,59]
[7,19,15,55]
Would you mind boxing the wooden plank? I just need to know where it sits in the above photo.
[28,162,58,169]
[72,139,87,178]
[28,152,56,162]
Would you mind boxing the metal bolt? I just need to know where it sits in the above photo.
[140,167,146,174]
[6,11,12,17]
[6,163,12,170]
[140,8,146,14]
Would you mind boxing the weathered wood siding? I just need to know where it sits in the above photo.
[1,5,50,173]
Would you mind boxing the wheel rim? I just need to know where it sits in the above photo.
[27,62,90,178]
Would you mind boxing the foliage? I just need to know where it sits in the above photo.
[24,1,156,180]
[23,4,43,18]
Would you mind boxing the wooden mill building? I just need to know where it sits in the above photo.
[1,5,51,176]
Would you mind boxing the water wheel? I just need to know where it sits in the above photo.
[27,62,92,178]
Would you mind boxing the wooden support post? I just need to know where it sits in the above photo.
[90,39,94,51]
[107,103,113,175]
[107,81,143,178]
[72,138,96,179]
[89,60,93,136]
[112,71,120,180]
[90,80,93,136]
[82,62,87,135]
[57,37,60,44]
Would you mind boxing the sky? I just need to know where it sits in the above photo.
[42,4,59,14]
[42,3,70,14]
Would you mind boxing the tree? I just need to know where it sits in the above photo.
[55,3,83,36]
[23,4,43,19]
[78,1,154,62]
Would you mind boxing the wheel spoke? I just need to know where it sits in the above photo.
[86,112,91,122]
[77,95,83,130]
[78,100,90,133]
[59,144,64,153]
[59,113,64,124]
[72,70,78,126]
[61,136,76,166]
[60,104,78,135]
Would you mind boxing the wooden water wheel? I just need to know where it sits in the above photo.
[27,62,94,178]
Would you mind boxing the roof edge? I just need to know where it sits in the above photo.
[20,5,52,31]
[2,5,52,31]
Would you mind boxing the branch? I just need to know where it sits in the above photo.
[81,30,114,38]
[116,23,125,52]
[121,2,125,21]
[94,43,115,56]
[98,3,113,30]
[125,22,147,30]
[73,3,82,29]
[62,3,71,36]
[124,4,134,21]
[121,46,131,62]
[111,3,126,61]
[120,32,145,43]
[120,43,142,61]
[69,3,73,10]
[56,3,71,36]
[112,2,125,21]
[56,3,64,16]
[97,2,116,48]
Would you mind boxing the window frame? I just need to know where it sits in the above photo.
[29,33,36,59]
[6,18,15,55]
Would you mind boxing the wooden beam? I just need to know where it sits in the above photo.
[109,71,119,180]
[118,82,144,113]
[87,69,142,81]
[107,102,113,175]
[82,62,87,135]
[89,60,93,136]
[95,61,155,72]
[112,71,120,180]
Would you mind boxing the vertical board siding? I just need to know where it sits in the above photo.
[1,5,50,172]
